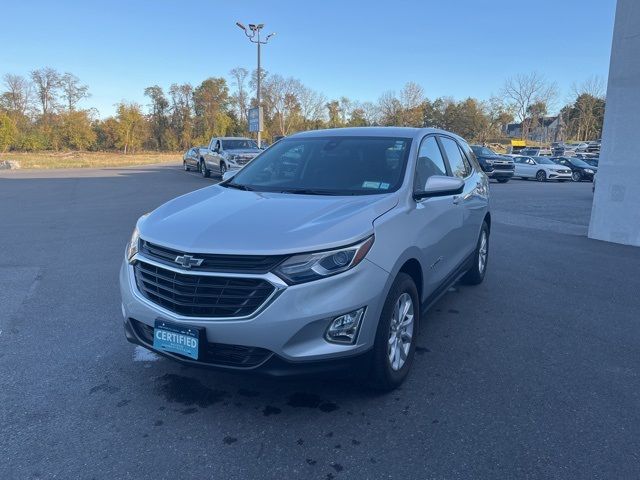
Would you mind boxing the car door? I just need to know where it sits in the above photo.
[518,157,536,177]
[439,136,483,263]
[411,135,466,297]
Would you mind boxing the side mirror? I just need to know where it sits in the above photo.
[222,170,238,182]
[414,175,464,200]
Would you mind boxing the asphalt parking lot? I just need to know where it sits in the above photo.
[1,164,639,479]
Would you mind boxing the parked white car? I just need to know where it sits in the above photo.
[512,155,572,182]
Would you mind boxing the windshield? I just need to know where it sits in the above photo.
[222,139,259,150]
[471,146,496,156]
[534,157,556,165]
[226,136,412,195]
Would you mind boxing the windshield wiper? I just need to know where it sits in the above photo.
[224,182,254,191]
[278,188,342,196]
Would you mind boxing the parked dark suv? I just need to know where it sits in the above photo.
[470,145,514,183]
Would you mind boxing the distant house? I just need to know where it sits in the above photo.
[504,115,564,143]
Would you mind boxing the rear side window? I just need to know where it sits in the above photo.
[440,137,471,178]
[415,136,448,191]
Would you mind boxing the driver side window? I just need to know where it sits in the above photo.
[414,136,448,192]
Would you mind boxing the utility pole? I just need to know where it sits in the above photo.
[236,22,276,148]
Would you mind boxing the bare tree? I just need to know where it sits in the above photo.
[262,74,302,135]
[571,75,606,100]
[399,82,425,126]
[297,85,326,126]
[30,67,61,118]
[229,67,250,127]
[377,91,402,126]
[501,72,557,139]
[1,74,33,117]
[60,73,90,111]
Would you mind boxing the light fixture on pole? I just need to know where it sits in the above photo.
[236,21,276,148]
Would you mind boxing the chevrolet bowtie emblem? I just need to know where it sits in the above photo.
[174,254,204,268]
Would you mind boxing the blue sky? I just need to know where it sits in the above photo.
[1,0,616,118]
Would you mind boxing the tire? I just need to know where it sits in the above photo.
[536,170,547,182]
[572,171,581,182]
[183,161,190,171]
[497,178,509,183]
[200,160,210,178]
[461,221,489,286]
[369,273,420,391]
[220,162,227,178]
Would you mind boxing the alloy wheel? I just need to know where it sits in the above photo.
[478,230,488,274]
[536,171,546,182]
[572,171,581,182]
[387,293,414,371]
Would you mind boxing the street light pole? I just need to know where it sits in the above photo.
[236,22,275,148]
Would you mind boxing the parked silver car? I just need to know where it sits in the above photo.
[513,155,572,181]
[120,127,491,390]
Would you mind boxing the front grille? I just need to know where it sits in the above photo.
[140,240,285,273]
[493,163,514,170]
[134,261,276,318]
[130,319,272,367]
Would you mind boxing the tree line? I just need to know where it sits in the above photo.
[0,67,606,154]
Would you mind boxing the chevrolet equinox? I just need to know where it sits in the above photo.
[120,127,490,390]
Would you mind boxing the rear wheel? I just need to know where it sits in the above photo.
[536,170,547,182]
[370,273,419,391]
[572,171,581,182]
[461,221,489,285]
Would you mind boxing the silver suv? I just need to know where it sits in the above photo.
[120,127,490,390]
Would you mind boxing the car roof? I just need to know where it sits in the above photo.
[288,126,464,142]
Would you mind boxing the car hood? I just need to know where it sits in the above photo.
[139,185,398,255]
[479,154,512,162]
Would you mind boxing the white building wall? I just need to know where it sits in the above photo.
[588,0,640,246]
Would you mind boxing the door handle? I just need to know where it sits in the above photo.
[453,196,461,205]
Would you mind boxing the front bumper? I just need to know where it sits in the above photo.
[119,255,390,372]
[548,171,572,180]
[487,169,514,179]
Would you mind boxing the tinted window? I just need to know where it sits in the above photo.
[440,137,471,178]
[228,136,412,195]
[415,136,447,191]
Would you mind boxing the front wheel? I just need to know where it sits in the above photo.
[370,273,419,391]
[220,162,227,178]
[183,161,190,171]
[200,161,210,178]
[461,221,489,285]
[572,171,581,182]
[536,170,547,182]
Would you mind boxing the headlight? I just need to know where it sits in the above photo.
[274,236,374,284]
[585,169,594,174]
[126,213,150,263]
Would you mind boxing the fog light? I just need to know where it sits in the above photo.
[325,308,365,344]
